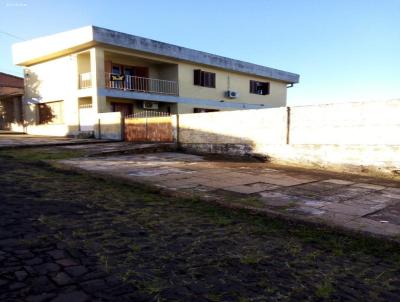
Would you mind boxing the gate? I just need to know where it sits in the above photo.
[79,103,95,132]
[124,111,174,142]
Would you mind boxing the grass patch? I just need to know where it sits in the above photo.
[240,254,262,265]
[236,197,265,208]
[0,147,85,162]
[315,278,334,299]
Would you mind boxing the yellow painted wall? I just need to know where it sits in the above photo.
[77,52,91,74]
[100,47,287,112]
[178,62,287,112]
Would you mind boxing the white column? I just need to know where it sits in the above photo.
[90,47,106,113]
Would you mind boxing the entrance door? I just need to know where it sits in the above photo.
[112,102,133,117]
[133,67,149,92]
[124,67,134,90]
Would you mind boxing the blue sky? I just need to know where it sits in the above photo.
[0,0,399,105]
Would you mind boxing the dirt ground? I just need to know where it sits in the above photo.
[1,147,400,302]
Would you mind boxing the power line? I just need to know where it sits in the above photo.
[0,30,25,41]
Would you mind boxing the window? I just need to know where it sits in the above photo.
[194,69,216,88]
[193,108,219,113]
[112,64,122,75]
[250,80,270,95]
[38,101,64,124]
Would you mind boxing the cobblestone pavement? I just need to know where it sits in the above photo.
[1,148,400,301]
[59,152,400,240]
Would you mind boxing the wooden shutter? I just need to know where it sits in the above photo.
[194,69,202,85]
[250,80,256,93]
[105,60,112,73]
[203,72,209,87]
[210,73,216,88]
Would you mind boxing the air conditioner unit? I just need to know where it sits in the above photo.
[225,90,239,99]
[143,101,159,110]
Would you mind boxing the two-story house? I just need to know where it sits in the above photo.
[12,25,299,136]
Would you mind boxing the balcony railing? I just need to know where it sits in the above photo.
[79,72,92,89]
[105,72,178,96]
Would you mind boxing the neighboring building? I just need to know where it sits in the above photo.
[0,72,24,130]
[12,26,299,136]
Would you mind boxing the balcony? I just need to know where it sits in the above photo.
[79,72,92,89]
[105,72,178,96]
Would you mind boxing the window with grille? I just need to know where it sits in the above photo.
[193,108,219,113]
[194,69,216,88]
[250,80,270,95]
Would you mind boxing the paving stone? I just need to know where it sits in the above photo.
[65,265,88,277]
[322,179,355,185]
[381,188,400,199]
[286,206,326,216]
[365,202,400,225]
[258,191,298,208]
[345,218,400,237]
[51,291,89,302]
[56,258,78,267]
[297,181,349,192]
[34,262,61,275]
[80,271,108,281]
[52,272,74,286]
[311,212,357,226]
[15,270,28,281]
[9,282,26,290]
[0,278,9,286]
[277,187,326,200]
[343,199,387,212]
[352,183,386,190]
[26,293,57,302]
[321,187,375,203]
[23,265,36,275]
[223,182,280,194]
[255,176,316,187]
[81,279,107,293]
[47,250,65,260]
[26,257,43,265]
[197,177,260,188]
[299,199,328,208]
[320,203,377,217]
[30,276,57,293]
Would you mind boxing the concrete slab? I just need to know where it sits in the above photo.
[322,179,355,185]
[320,203,377,216]
[0,134,106,149]
[255,176,316,187]
[351,183,387,191]
[223,183,280,194]
[57,152,400,240]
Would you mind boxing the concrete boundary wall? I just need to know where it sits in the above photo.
[176,99,400,177]
[96,112,123,140]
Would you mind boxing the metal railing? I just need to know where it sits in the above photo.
[126,110,171,119]
[105,72,178,96]
[79,72,92,89]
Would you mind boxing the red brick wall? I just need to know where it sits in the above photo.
[0,72,24,88]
